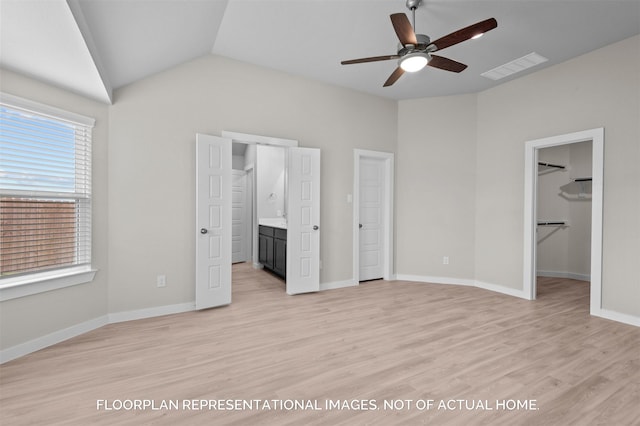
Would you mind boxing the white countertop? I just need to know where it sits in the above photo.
[259,218,287,229]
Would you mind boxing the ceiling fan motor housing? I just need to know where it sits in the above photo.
[397,34,432,55]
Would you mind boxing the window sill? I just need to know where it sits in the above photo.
[0,266,97,302]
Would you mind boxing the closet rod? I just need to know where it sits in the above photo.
[537,221,567,226]
[537,162,565,169]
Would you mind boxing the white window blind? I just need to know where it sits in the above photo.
[0,93,94,278]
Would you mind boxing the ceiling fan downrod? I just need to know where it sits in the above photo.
[405,0,423,10]
[406,0,423,31]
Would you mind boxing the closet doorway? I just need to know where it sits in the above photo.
[536,141,592,284]
[523,128,604,317]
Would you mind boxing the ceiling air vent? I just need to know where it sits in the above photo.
[481,52,548,80]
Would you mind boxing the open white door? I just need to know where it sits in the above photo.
[196,134,232,309]
[286,147,320,294]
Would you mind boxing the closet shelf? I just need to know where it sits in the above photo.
[537,221,568,226]
[538,162,565,169]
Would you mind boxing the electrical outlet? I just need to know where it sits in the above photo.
[157,275,166,287]
[443,256,449,265]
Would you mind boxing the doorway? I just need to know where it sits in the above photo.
[231,141,286,269]
[536,141,592,284]
[224,132,297,291]
[523,128,604,316]
[196,132,322,309]
[224,132,322,295]
[353,149,394,283]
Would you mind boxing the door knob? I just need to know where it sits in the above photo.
[313,225,319,230]
[200,228,208,234]
[359,223,363,229]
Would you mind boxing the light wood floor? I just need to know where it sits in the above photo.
[1,264,639,425]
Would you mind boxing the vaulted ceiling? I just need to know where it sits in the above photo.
[1,0,638,104]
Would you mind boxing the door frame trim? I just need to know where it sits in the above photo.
[523,128,604,317]
[221,131,298,147]
[353,149,394,282]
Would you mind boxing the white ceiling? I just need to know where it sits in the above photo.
[1,0,639,104]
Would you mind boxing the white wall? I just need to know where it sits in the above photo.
[0,69,110,350]
[256,145,285,219]
[244,144,256,170]
[232,154,245,170]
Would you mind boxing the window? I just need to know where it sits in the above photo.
[0,93,95,298]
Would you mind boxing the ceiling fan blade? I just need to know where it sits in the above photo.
[341,55,400,65]
[428,55,468,73]
[430,18,497,51]
[390,13,417,46]
[383,67,405,87]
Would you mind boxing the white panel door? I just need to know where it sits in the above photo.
[196,134,232,309]
[359,157,384,281]
[286,147,320,294]
[231,170,247,263]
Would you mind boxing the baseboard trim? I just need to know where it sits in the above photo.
[1,303,196,364]
[395,274,475,287]
[108,302,196,324]
[592,308,640,327]
[320,279,357,291]
[397,274,637,325]
[474,280,529,299]
[0,315,108,364]
[537,270,591,281]
[396,274,528,299]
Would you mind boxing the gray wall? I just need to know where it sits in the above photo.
[397,35,639,317]
[476,35,638,316]
[1,34,638,355]
[396,94,478,280]
[106,54,398,313]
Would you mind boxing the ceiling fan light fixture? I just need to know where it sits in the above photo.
[399,52,431,72]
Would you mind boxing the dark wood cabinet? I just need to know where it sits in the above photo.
[259,225,286,279]
[258,225,274,269]
[258,234,273,269]
[273,229,287,277]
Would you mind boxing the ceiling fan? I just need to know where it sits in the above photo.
[341,0,497,87]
